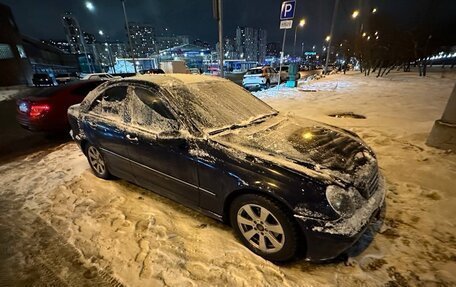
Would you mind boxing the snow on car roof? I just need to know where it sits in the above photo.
[132,73,225,86]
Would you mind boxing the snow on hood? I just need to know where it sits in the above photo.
[211,115,377,185]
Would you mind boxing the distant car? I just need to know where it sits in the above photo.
[32,73,56,87]
[68,74,385,262]
[278,66,301,82]
[139,69,165,75]
[17,80,104,132]
[188,68,202,75]
[242,66,279,90]
[56,73,79,85]
[81,73,121,81]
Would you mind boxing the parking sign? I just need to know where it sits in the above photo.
[280,1,296,20]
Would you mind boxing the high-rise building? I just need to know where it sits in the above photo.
[266,42,280,57]
[128,22,156,57]
[62,12,85,54]
[235,26,267,63]
[216,37,236,59]
[156,35,190,51]
[83,32,96,45]
[41,39,71,54]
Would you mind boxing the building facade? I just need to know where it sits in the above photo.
[62,12,86,54]
[235,26,267,63]
[128,22,156,57]
[156,35,190,52]
[0,3,32,86]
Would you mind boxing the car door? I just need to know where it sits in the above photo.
[82,85,135,182]
[123,85,200,206]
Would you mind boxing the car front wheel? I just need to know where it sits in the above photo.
[86,144,110,179]
[230,194,299,261]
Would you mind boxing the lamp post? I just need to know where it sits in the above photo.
[293,19,306,57]
[121,0,137,73]
[324,0,340,74]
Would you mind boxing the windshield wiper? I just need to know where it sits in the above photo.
[208,112,278,136]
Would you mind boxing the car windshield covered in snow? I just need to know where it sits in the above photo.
[166,80,276,133]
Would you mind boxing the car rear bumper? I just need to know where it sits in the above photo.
[295,178,386,262]
[17,115,68,132]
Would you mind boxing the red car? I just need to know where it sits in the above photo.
[17,80,104,132]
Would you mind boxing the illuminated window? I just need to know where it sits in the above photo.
[0,44,14,59]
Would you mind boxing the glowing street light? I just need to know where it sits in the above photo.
[367,36,371,40]
[98,30,104,36]
[352,10,360,19]
[362,32,367,37]
[372,8,377,14]
[325,35,331,42]
[85,1,95,12]
[293,18,306,56]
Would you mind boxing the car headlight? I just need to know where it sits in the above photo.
[326,185,363,218]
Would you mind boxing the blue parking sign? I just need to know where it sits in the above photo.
[280,1,295,20]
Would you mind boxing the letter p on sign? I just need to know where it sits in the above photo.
[280,1,296,20]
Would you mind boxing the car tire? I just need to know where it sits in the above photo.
[229,194,299,262]
[85,144,111,179]
[265,80,271,89]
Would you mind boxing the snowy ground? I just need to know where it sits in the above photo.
[1,71,455,286]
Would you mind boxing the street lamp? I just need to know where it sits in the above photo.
[85,1,95,12]
[372,8,377,14]
[352,10,360,19]
[121,0,137,73]
[98,30,104,36]
[293,18,306,57]
[325,35,331,42]
[362,32,367,37]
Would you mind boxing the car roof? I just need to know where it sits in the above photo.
[126,73,226,86]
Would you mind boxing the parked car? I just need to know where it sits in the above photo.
[32,73,56,87]
[68,74,385,262]
[17,80,104,132]
[278,65,301,82]
[242,66,279,90]
[81,73,121,81]
[56,72,79,85]
[139,69,165,75]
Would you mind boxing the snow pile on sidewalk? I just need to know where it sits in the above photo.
[1,70,455,286]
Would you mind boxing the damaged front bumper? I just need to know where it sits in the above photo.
[294,176,386,262]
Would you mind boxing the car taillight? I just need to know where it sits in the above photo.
[29,103,51,117]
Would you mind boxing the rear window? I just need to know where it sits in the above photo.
[246,69,263,75]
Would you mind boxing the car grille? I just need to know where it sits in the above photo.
[360,167,379,199]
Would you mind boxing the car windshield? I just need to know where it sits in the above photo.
[246,69,263,75]
[166,80,276,133]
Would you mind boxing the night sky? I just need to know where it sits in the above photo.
[2,0,455,51]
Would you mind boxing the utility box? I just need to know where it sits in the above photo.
[159,61,188,74]
[286,63,298,87]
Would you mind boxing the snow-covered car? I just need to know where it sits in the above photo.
[68,74,385,262]
[278,65,301,82]
[56,73,79,85]
[242,66,279,90]
[81,73,121,81]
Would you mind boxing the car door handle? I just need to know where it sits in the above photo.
[126,134,138,142]
[87,121,97,128]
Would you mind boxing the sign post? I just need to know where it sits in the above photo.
[278,0,295,86]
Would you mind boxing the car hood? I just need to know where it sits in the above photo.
[210,115,378,186]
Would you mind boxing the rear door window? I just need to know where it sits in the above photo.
[89,86,128,120]
[124,86,179,132]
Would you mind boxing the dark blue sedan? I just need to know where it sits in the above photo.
[68,74,385,262]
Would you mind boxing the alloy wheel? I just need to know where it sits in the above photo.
[237,204,285,253]
[88,146,106,175]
